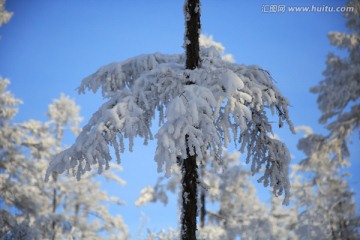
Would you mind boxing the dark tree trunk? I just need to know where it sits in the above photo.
[199,188,205,229]
[181,142,198,240]
[181,0,201,239]
[199,158,206,229]
[73,202,80,227]
[184,0,201,71]
[51,173,58,240]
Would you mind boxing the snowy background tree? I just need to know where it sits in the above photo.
[311,0,359,142]
[0,80,129,239]
[291,0,360,238]
[292,127,360,239]
[197,152,273,240]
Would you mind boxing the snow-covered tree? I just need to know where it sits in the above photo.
[311,0,359,157]
[0,78,28,239]
[290,1,360,239]
[135,36,296,239]
[0,81,129,239]
[292,127,360,240]
[46,0,294,238]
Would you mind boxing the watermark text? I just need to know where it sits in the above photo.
[261,5,354,13]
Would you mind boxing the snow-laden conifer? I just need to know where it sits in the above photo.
[0,81,129,239]
[291,2,360,238]
[311,0,359,153]
[292,126,360,239]
[46,34,294,204]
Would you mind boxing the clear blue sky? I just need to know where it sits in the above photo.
[1,0,358,238]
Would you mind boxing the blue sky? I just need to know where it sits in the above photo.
[1,0,359,238]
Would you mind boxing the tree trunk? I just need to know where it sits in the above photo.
[181,142,198,240]
[199,157,206,229]
[181,1,201,239]
[73,202,80,227]
[51,172,58,240]
[184,0,201,71]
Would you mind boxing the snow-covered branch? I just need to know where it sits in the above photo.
[46,38,294,203]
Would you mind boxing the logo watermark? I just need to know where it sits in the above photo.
[261,5,354,13]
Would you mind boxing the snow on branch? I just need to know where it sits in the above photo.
[46,45,294,203]
[78,53,182,98]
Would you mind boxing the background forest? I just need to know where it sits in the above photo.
[1,0,359,239]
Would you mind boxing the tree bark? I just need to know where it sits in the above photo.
[184,0,201,71]
[181,0,201,239]
[181,142,198,240]
[199,158,206,229]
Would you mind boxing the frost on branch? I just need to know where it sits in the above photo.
[46,40,294,203]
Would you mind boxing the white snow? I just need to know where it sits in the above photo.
[46,36,294,204]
